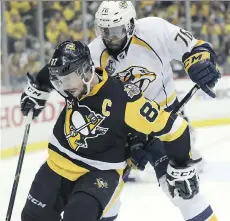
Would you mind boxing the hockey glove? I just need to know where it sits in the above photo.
[182,42,221,98]
[21,73,51,119]
[129,137,167,173]
[128,142,148,171]
[166,160,199,200]
[125,134,147,171]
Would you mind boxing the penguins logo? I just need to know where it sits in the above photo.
[94,178,108,188]
[113,66,156,91]
[65,101,108,151]
[65,43,76,51]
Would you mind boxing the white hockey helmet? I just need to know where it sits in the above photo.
[95,1,136,53]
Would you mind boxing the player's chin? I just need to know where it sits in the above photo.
[75,89,88,99]
[66,89,81,99]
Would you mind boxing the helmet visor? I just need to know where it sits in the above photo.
[49,62,92,98]
[95,24,128,51]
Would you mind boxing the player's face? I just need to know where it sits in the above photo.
[96,25,128,52]
[58,73,86,98]
[50,62,92,99]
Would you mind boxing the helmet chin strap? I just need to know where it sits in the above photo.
[123,20,136,49]
[82,66,96,96]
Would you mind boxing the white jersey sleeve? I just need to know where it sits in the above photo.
[136,17,198,62]
[160,17,198,60]
[88,37,106,67]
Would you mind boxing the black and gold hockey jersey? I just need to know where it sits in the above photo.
[46,69,190,181]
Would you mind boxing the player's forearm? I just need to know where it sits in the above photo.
[36,64,54,89]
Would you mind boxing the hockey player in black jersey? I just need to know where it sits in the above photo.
[20,40,201,221]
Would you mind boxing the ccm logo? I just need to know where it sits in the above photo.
[28,87,41,96]
[28,194,46,208]
[155,155,168,167]
[171,169,195,177]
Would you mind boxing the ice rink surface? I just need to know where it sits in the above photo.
[1,125,230,221]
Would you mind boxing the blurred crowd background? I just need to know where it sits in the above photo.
[1,1,230,92]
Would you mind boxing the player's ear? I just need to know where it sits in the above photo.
[82,66,95,83]
[95,67,103,74]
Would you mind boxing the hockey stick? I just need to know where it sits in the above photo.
[66,114,98,138]
[66,122,92,138]
[123,84,200,180]
[5,111,34,221]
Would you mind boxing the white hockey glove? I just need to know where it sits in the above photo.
[166,160,200,200]
[20,73,51,119]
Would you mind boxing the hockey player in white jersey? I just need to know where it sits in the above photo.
[92,1,218,166]
[88,1,220,221]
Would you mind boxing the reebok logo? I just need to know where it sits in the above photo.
[27,194,46,208]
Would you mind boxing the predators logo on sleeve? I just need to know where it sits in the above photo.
[64,100,108,151]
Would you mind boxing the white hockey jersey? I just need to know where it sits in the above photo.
[89,17,198,110]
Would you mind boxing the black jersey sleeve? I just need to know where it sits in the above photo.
[124,90,191,165]
[36,64,54,89]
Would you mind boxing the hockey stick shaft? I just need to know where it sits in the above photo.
[123,84,200,180]
[5,111,33,221]
[66,122,91,138]
[171,84,200,114]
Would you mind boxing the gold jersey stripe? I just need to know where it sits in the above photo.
[81,70,109,100]
[208,214,218,221]
[159,90,177,108]
[159,120,188,142]
[102,177,125,217]
[100,49,109,69]
[116,169,124,177]
[125,96,171,134]
[47,149,89,181]
[131,35,152,51]
[194,39,206,48]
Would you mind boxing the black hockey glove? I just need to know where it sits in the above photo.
[21,73,51,119]
[126,134,147,171]
[128,136,167,172]
[166,160,199,200]
[183,43,221,98]
[129,142,148,171]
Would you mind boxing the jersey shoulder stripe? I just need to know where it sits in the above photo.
[100,49,109,69]
[133,34,163,65]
